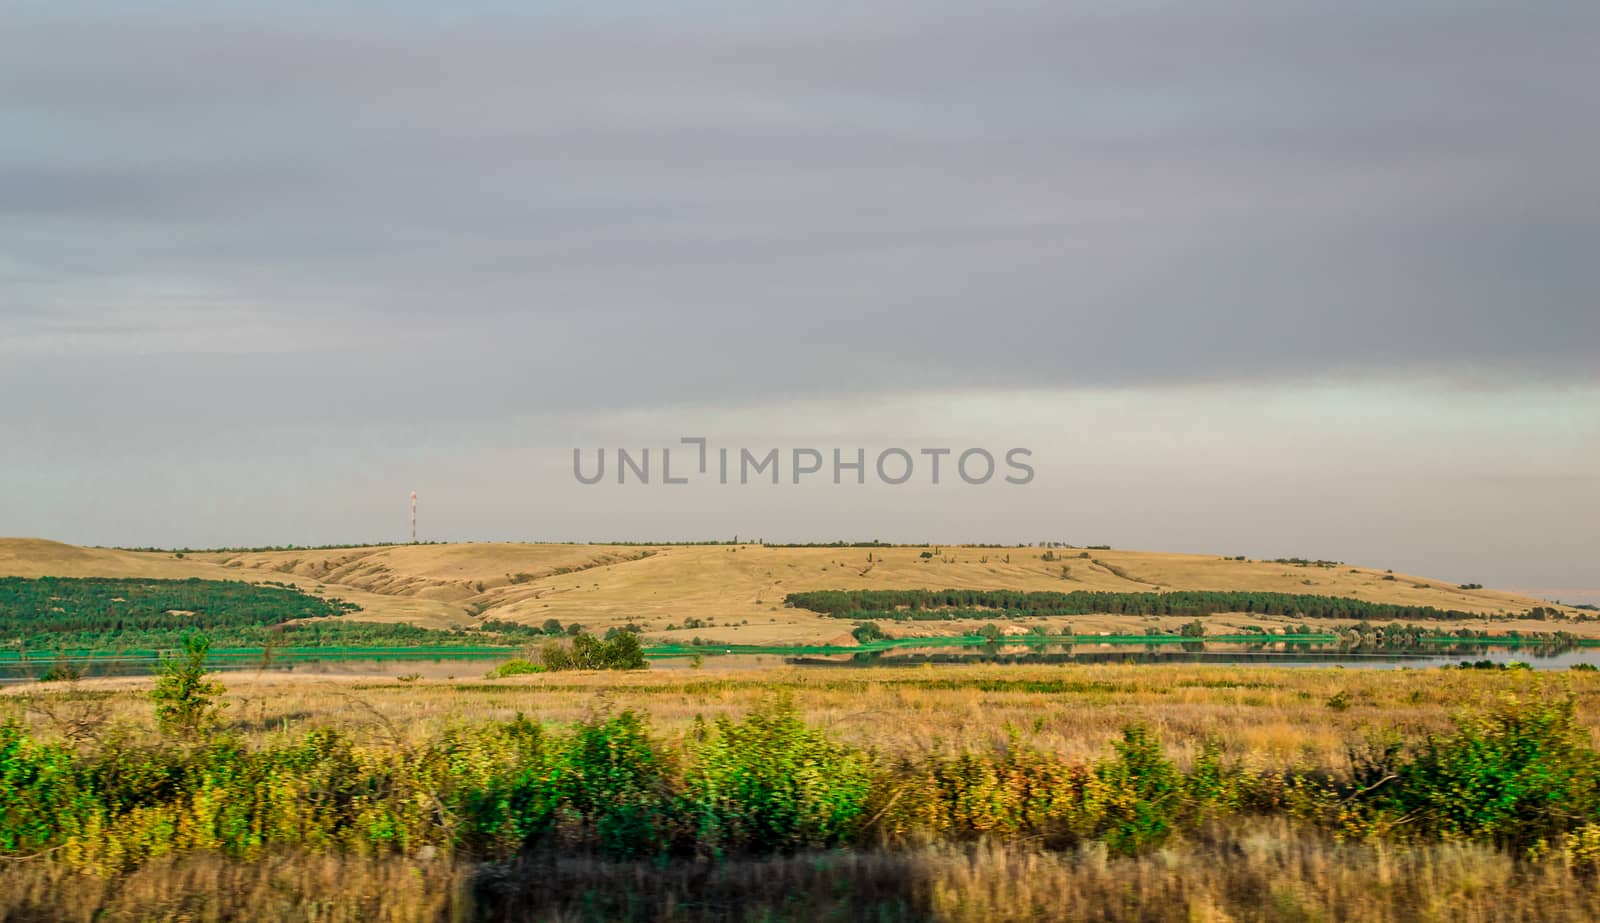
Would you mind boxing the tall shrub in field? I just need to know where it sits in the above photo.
[688,700,875,854]
[1094,724,1186,855]
[0,722,85,855]
[552,710,677,857]
[1389,695,1600,850]
[150,633,225,734]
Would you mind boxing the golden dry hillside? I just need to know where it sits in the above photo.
[0,538,1581,644]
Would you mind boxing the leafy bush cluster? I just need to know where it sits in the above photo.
[538,632,648,671]
[1297,695,1600,856]
[478,619,562,643]
[485,659,543,678]
[488,630,650,677]
[0,702,859,871]
[786,588,1559,623]
[535,618,581,637]
[4,695,1599,873]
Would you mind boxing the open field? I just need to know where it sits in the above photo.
[7,664,1600,920]
[1,538,1585,646]
[8,662,1600,772]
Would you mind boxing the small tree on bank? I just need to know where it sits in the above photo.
[151,633,226,734]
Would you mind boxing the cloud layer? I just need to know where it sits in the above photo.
[1,1,1595,585]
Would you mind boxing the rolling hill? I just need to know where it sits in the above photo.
[0,538,1583,644]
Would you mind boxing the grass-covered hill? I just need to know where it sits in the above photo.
[0,538,1584,646]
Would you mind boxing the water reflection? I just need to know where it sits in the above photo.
[0,651,510,685]
[5,639,1599,684]
[788,640,1600,670]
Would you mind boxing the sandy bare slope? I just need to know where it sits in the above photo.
[0,538,1579,643]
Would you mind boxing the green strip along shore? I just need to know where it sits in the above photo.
[5,632,1594,666]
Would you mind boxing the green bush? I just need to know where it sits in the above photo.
[540,632,647,671]
[150,634,226,734]
[599,632,647,670]
[1095,724,1185,855]
[555,711,677,858]
[1390,695,1599,850]
[485,659,543,678]
[689,699,874,854]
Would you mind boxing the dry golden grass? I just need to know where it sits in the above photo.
[1,538,1580,644]
[5,825,1599,922]
[0,852,464,923]
[10,663,1600,774]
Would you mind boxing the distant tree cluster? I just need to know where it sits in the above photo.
[0,577,560,652]
[784,588,1556,624]
[0,577,356,650]
[113,542,447,554]
[538,632,648,671]
[477,619,555,642]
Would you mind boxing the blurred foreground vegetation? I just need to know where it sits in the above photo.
[7,674,1600,919]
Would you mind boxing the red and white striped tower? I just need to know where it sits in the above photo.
[410,491,418,544]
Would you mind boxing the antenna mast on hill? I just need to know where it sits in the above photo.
[410,491,418,544]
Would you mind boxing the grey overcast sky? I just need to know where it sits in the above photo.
[1,0,1596,599]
